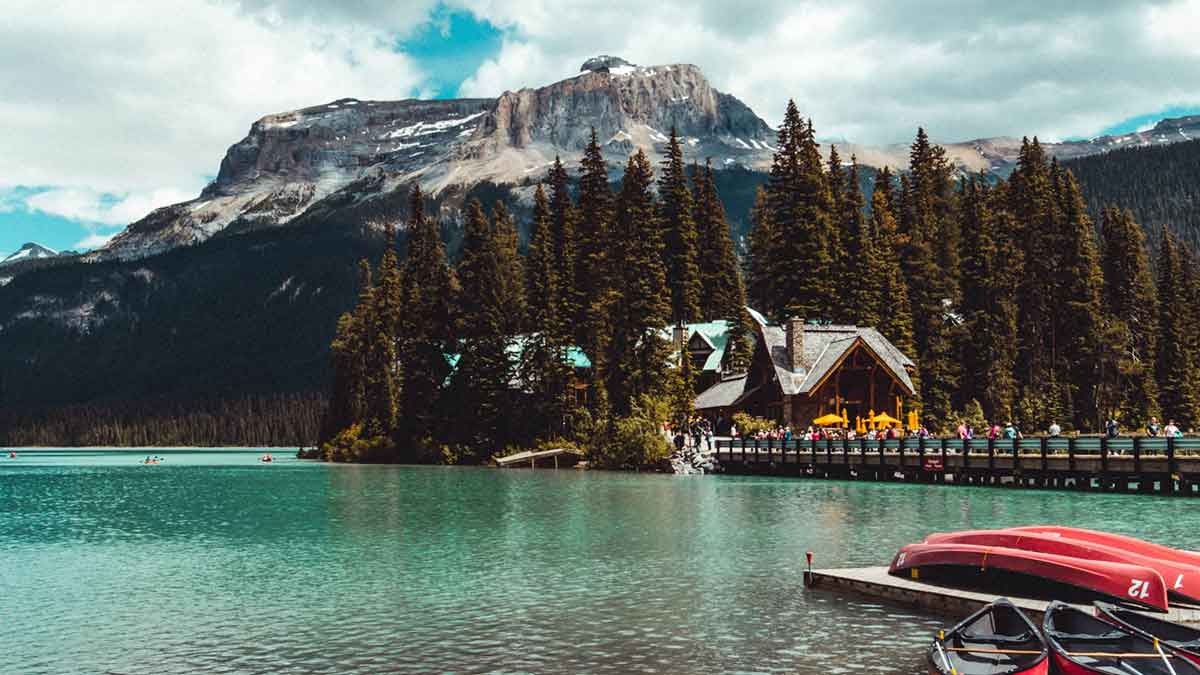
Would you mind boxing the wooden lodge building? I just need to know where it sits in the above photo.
[689,310,917,429]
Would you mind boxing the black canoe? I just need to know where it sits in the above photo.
[1043,601,1200,674]
[927,598,1049,675]
[1096,602,1200,666]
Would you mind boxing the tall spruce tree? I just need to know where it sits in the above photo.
[660,128,703,323]
[693,159,745,321]
[452,200,525,457]
[746,186,775,315]
[1156,228,1199,428]
[765,103,837,321]
[523,185,574,439]
[1053,163,1105,429]
[1098,206,1159,427]
[547,156,578,326]
[605,150,671,414]
[841,157,873,324]
[900,128,961,429]
[866,178,917,386]
[365,225,402,443]
[397,185,458,450]
[574,130,617,396]
[957,177,1019,421]
[322,261,373,447]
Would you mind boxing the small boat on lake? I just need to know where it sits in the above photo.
[1009,526,1200,568]
[890,542,1170,612]
[925,529,1200,605]
[927,598,1048,675]
[1043,601,1200,674]
[1096,602,1200,665]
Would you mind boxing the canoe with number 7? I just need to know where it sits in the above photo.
[1095,601,1200,666]
[1043,601,1200,675]
[924,529,1200,605]
[889,543,1170,612]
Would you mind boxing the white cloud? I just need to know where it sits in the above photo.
[453,0,1200,144]
[74,231,120,251]
[0,0,429,218]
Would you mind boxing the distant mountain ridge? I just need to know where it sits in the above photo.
[2,242,60,266]
[93,56,775,261]
[83,56,1200,264]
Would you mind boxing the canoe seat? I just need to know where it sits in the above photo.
[1048,629,1126,643]
[961,630,1036,646]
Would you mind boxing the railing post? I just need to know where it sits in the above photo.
[1068,436,1076,472]
[1100,436,1109,475]
[842,437,849,467]
[1168,436,1178,491]
[811,437,818,466]
[918,435,926,470]
[1133,436,1142,474]
[940,437,948,468]
[988,437,995,471]
[963,438,970,470]
[1040,437,1048,472]
[899,436,906,468]
[825,437,832,466]
[878,437,885,467]
[1012,436,1020,472]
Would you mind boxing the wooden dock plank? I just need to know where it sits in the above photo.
[805,566,1200,624]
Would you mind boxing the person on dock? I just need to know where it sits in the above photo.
[1105,418,1120,439]
[1002,422,1018,440]
[956,420,969,440]
[1147,417,1161,437]
[1165,420,1181,437]
[1047,421,1061,437]
[987,422,1001,440]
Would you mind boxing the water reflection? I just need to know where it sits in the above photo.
[4,454,1200,674]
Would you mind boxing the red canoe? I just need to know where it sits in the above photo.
[1095,601,1200,666]
[890,542,1170,612]
[927,598,1048,675]
[1043,601,1200,674]
[925,529,1200,605]
[1009,526,1200,568]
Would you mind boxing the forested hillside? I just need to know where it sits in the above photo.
[1068,138,1200,250]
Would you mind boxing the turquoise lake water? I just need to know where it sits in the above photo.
[4,449,1200,674]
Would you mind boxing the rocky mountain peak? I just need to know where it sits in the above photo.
[1,242,59,266]
[580,55,636,73]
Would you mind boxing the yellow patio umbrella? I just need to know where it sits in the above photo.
[813,413,844,426]
[871,412,902,426]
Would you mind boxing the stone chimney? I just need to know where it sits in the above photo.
[786,317,806,372]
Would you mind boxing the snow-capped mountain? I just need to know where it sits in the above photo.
[93,55,774,262]
[1,242,60,267]
[85,53,1200,264]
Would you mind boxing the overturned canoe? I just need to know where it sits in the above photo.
[1096,601,1200,666]
[1043,601,1200,674]
[927,598,1048,675]
[889,542,1169,612]
[925,529,1200,605]
[1009,526,1200,568]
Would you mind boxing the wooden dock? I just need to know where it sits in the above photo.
[805,566,1200,625]
[716,437,1200,495]
[494,447,584,469]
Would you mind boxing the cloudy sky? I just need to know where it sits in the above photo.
[2,0,1199,255]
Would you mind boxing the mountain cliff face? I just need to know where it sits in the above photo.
[95,57,774,261]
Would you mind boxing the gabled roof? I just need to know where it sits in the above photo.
[758,322,915,396]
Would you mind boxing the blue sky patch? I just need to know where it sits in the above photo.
[401,7,504,99]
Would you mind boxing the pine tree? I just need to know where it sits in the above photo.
[866,179,917,384]
[958,177,1019,421]
[842,157,873,324]
[397,184,458,451]
[693,159,745,321]
[900,127,961,428]
[364,225,402,443]
[1053,164,1105,429]
[451,199,526,457]
[575,129,613,341]
[827,145,847,275]
[322,261,372,445]
[523,185,573,439]
[547,156,578,326]
[1156,228,1199,428]
[660,128,702,323]
[765,103,837,321]
[746,186,775,316]
[1098,207,1159,427]
[606,150,671,414]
